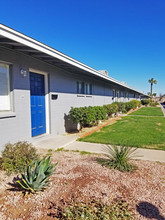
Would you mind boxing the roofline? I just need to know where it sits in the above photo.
[0,23,148,96]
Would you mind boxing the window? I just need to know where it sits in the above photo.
[0,63,11,111]
[85,83,92,95]
[77,81,92,95]
[127,92,129,100]
[77,81,84,94]
[113,89,116,99]
[116,90,120,101]
[117,90,120,98]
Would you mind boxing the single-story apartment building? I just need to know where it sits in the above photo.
[0,24,148,151]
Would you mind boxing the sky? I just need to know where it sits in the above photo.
[0,0,165,95]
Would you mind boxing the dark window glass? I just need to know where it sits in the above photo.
[77,81,84,94]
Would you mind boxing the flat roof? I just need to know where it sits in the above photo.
[0,23,147,96]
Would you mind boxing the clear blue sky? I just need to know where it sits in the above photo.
[0,0,165,95]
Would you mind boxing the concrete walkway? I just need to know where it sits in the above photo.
[32,134,165,163]
[32,134,78,149]
[65,141,165,163]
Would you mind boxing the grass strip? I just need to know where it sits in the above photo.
[79,116,165,151]
[129,107,163,116]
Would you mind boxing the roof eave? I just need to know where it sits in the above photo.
[0,24,148,97]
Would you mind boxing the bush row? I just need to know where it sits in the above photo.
[69,100,141,129]
[141,99,159,106]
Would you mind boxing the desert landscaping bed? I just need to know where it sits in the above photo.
[0,150,164,219]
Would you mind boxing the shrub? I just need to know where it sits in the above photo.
[82,106,96,126]
[69,107,84,124]
[104,103,118,117]
[149,101,159,107]
[125,102,133,112]
[69,100,141,130]
[1,142,38,174]
[129,100,141,109]
[114,102,127,113]
[94,106,107,121]
[119,102,127,113]
[69,106,107,128]
[124,100,141,112]
[59,199,133,219]
[69,106,97,128]
[141,99,150,106]
[17,156,57,193]
[137,100,141,107]
[97,145,138,172]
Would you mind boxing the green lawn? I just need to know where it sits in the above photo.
[79,108,165,151]
[129,107,163,116]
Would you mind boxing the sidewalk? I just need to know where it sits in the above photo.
[32,133,78,149]
[65,141,165,163]
[32,134,165,162]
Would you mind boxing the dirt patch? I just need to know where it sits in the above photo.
[0,151,164,219]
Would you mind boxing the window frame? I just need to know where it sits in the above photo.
[127,92,130,100]
[77,81,85,94]
[117,90,120,98]
[85,83,92,95]
[0,62,12,112]
[77,81,92,96]
[113,89,116,100]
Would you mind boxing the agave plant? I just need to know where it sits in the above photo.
[17,156,57,193]
[100,145,139,172]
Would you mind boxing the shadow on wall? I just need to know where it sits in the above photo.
[136,202,165,220]
[64,114,78,133]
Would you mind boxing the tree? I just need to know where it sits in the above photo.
[148,78,157,96]
[152,93,157,97]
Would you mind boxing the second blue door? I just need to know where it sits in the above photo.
[30,72,46,137]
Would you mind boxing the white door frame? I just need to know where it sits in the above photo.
[29,68,50,135]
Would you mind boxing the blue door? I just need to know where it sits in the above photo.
[30,72,46,137]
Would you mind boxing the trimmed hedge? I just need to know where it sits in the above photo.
[69,100,141,130]
[149,101,159,107]
[94,106,107,121]
[125,100,141,111]
[141,99,150,105]
[104,103,118,117]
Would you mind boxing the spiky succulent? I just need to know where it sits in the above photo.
[98,145,139,172]
[17,156,57,193]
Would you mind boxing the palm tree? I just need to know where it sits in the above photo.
[148,78,157,96]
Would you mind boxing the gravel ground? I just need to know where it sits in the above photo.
[0,150,164,219]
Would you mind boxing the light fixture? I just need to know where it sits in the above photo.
[20,69,27,77]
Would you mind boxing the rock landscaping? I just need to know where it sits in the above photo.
[0,150,164,219]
